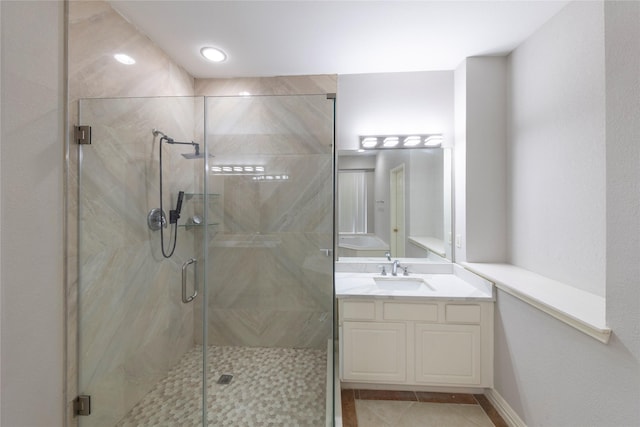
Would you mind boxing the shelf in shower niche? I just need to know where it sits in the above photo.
[184,193,220,200]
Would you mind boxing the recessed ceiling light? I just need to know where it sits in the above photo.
[200,47,227,63]
[114,53,135,65]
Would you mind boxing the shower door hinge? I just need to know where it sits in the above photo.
[74,395,91,416]
[75,125,92,145]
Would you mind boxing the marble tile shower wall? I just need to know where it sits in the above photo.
[195,90,337,349]
[67,1,196,425]
[77,97,201,427]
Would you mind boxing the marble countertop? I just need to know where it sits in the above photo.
[336,267,495,301]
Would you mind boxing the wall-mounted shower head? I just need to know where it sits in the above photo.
[181,143,213,159]
[154,129,211,159]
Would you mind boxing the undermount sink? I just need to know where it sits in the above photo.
[373,277,434,291]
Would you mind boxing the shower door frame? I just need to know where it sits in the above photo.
[74,96,210,427]
[70,93,336,426]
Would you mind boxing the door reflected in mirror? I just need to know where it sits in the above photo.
[337,147,453,262]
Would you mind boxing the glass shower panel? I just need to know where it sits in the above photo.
[77,96,207,427]
[203,94,335,425]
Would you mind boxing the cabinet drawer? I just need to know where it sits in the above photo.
[342,301,376,320]
[445,304,481,324]
[383,302,438,322]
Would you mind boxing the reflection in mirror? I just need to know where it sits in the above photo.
[337,147,452,262]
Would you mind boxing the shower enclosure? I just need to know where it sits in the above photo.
[76,94,335,426]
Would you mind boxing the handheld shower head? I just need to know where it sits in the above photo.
[175,191,185,215]
[169,191,184,224]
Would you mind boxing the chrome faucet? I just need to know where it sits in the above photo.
[392,260,400,276]
[385,251,391,261]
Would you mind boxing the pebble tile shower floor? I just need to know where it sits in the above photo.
[116,345,327,426]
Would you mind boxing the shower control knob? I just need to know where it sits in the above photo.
[147,208,167,231]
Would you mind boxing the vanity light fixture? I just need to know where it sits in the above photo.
[210,165,267,175]
[403,136,422,147]
[424,135,444,147]
[359,134,444,150]
[383,137,399,147]
[252,175,290,182]
[361,137,378,148]
[114,53,135,65]
[200,46,227,63]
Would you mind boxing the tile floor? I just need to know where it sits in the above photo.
[341,389,508,427]
[117,345,327,426]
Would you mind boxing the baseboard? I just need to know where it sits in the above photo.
[484,388,527,427]
[341,381,485,395]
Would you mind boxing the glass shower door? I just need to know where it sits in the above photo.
[77,96,208,426]
[203,94,335,425]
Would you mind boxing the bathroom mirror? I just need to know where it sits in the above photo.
[337,147,453,262]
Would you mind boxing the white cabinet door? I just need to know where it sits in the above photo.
[342,321,407,382]
[414,323,481,385]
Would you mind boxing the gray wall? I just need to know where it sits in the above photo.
[1,2,65,426]
[494,2,640,426]
[455,2,639,425]
[508,1,605,296]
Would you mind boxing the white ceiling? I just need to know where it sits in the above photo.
[110,1,568,79]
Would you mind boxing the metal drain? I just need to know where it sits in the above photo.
[217,374,233,385]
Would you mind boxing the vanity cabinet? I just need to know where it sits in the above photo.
[339,298,493,388]
[414,322,481,385]
[343,321,407,382]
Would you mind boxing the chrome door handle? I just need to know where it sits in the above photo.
[181,258,198,303]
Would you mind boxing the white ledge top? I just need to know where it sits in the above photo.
[461,262,611,343]
[408,236,446,257]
